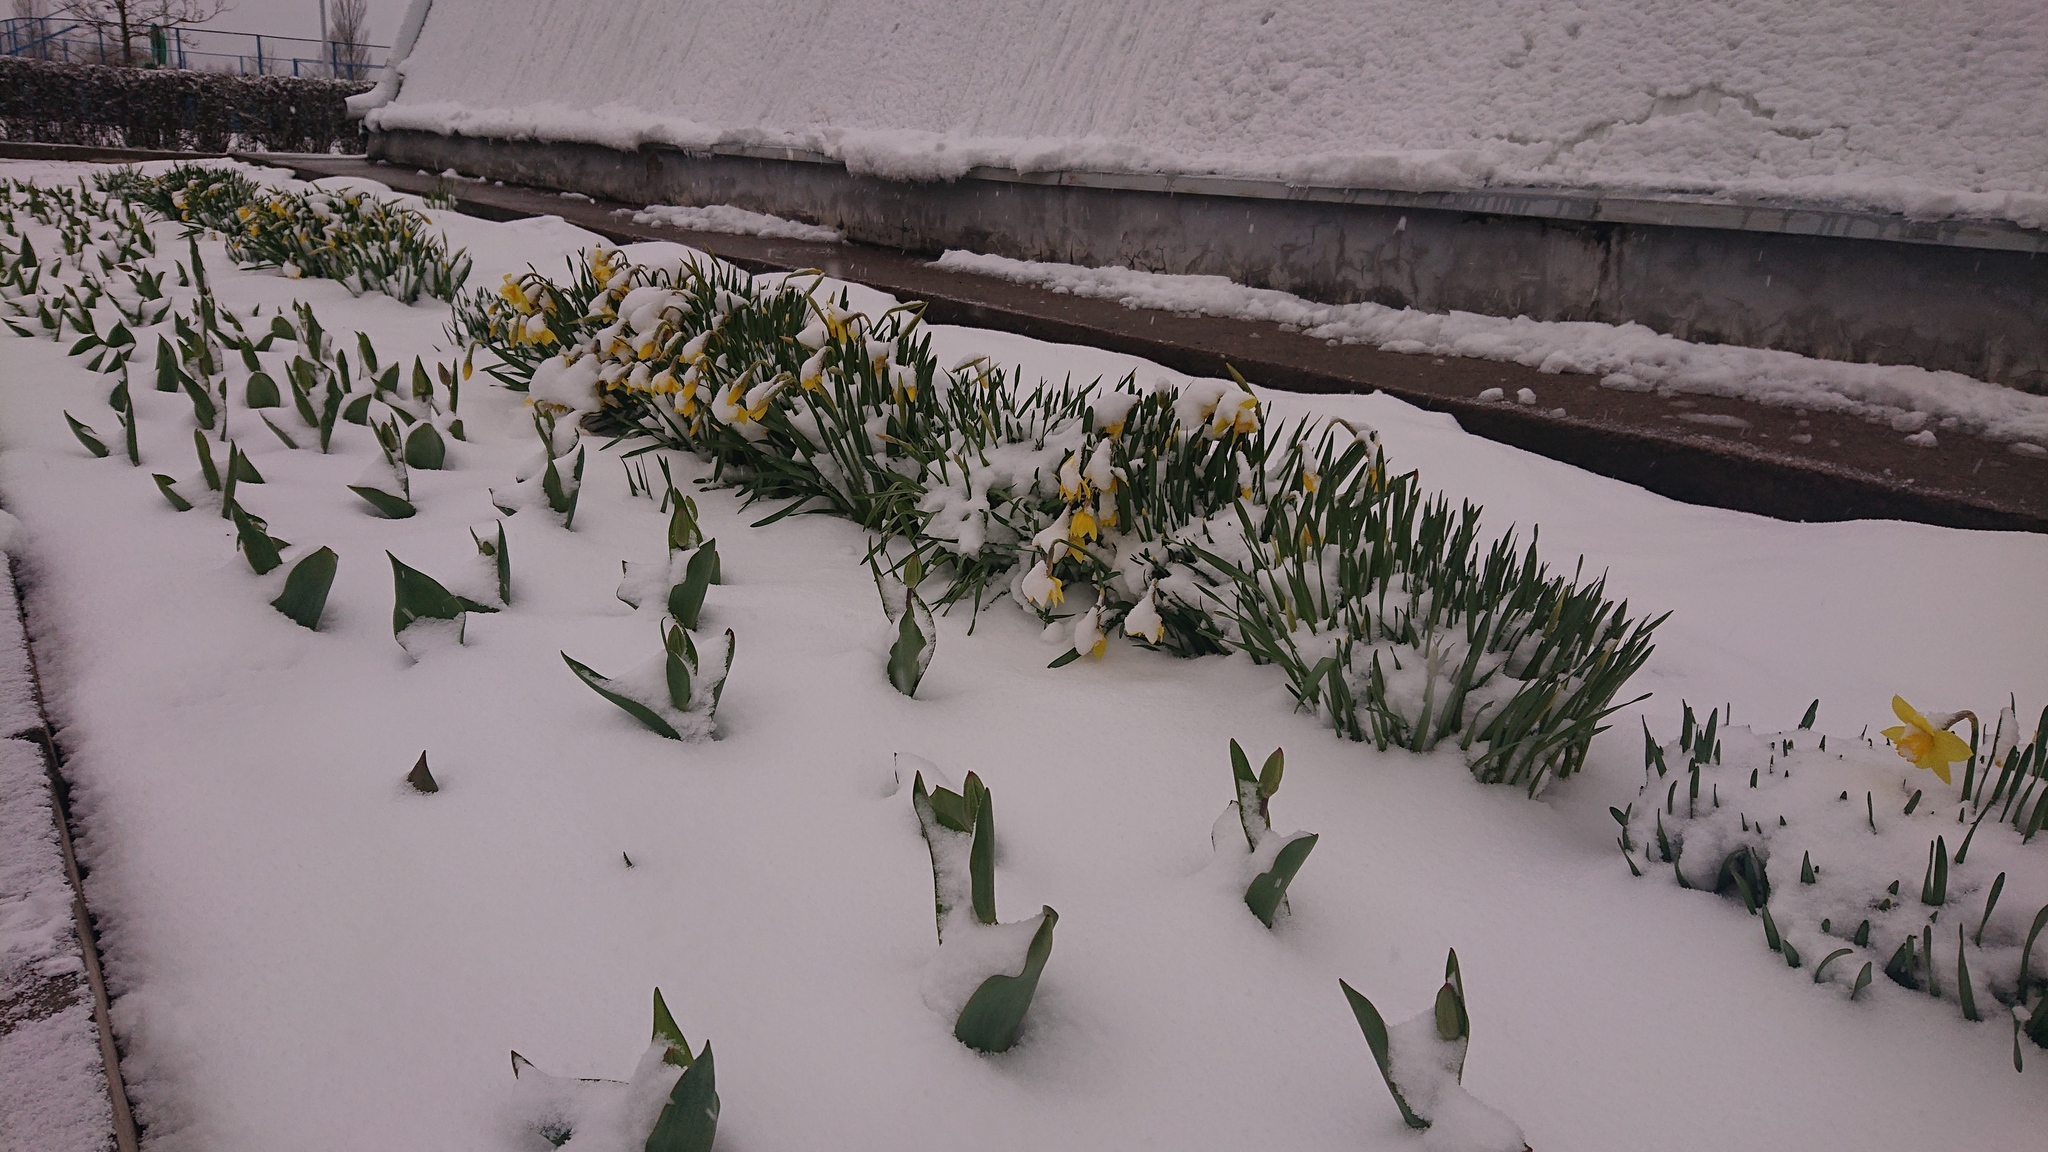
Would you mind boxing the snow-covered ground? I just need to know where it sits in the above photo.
[625,204,841,244]
[0,539,112,1152]
[358,0,2048,226]
[1,161,2046,1152]
[936,250,2048,451]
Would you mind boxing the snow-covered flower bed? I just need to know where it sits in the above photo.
[1620,697,2048,1066]
[0,160,2044,1151]
[456,246,1661,795]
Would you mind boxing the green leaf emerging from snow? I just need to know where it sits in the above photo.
[271,546,338,629]
[953,908,1057,1054]
[561,652,682,741]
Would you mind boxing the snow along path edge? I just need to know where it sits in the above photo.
[0,545,135,1152]
[935,251,2048,452]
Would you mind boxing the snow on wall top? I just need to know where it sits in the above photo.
[364,0,2048,226]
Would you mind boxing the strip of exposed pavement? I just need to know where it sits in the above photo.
[20,142,2040,533]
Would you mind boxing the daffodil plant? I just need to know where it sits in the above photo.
[1218,741,1318,928]
[910,769,1058,1053]
[389,551,498,658]
[100,164,472,305]
[876,552,936,697]
[1340,950,1528,1150]
[563,621,735,742]
[457,249,1664,797]
[1881,695,1974,785]
[508,987,719,1152]
[1619,696,2048,1069]
[493,409,585,526]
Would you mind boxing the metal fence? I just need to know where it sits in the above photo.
[0,17,386,79]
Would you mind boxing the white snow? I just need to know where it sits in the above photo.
[0,735,112,1152]
[1,161,2045,1152]
[1623,709,2048,1023]
[626,204,842,244]
[935,250,2048,450]
[0,740,76,986]
[1381,1013,1525,1152]
[364,0,2048,226]
[0,1003,112,1152]
[0,562,38,739]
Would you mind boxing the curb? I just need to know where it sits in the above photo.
[3,552,142,1152]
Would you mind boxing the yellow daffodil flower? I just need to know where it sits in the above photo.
[1880,695,1972,784]
[1058,452,1087,501]
[1070,506,1099,543]
[819,303,852,342]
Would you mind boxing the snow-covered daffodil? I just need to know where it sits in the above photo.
[1031,508,1073,562]
[1058,451,1087,501]
[1203,385,1259,438]
[1084,440,1118,493]
[1124,584,1165,644]
[799,349,828,392]
[1020,562,1064,608]
[1073,601,1107,659]
[1880,695,1972,784]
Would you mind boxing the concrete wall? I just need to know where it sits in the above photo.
[372,130,2048,392]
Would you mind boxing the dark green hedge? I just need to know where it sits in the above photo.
[0,57,371,154]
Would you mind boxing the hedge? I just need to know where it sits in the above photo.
[0,57,371,154]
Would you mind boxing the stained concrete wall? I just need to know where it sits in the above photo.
[371,130,2048,392]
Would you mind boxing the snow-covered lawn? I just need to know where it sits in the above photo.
[0,161,2045,1152]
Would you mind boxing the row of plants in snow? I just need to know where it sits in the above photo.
[1616,696,2048,1071]
[4,170,1542,1150]
[454,245,1663,796]
[0,174,570,670]
[97,164,470,304]
[500,738,1527,1152]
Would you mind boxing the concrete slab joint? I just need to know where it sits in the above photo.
[369,129,2047,394]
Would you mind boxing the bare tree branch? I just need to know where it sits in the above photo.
[60,0,233,66]
[327,0,368,80]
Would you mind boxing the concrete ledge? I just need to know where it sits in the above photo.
[0,141,228,164]
[369,129,2048,392]
[700,140,2048,256]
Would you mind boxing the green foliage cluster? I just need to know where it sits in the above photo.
[99,163,471,304]
[458,251,1663,794]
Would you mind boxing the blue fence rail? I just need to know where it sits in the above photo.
[1,17,386,79]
